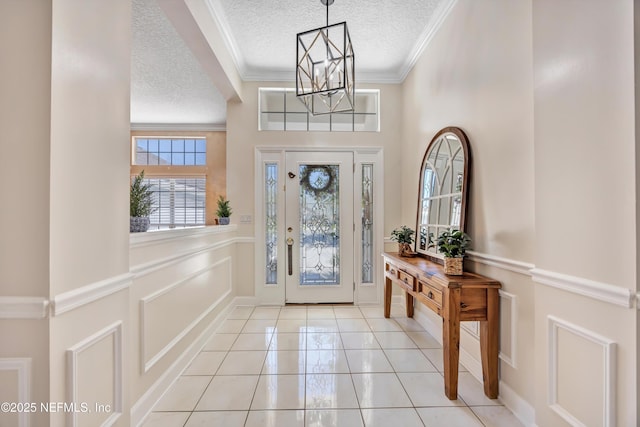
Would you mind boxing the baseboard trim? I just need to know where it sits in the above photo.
[53,273,133,316]
[0,297,49,319]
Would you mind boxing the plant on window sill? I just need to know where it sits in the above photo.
[216,195,232,225]
[130,170,156,232]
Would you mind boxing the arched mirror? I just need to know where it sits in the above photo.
[416,127,470,258]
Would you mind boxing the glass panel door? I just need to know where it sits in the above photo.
[285,152,354,303]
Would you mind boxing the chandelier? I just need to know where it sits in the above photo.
[296,0,355,115]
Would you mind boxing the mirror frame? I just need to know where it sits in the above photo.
[415,126,471,258]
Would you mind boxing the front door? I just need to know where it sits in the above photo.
[284,151,354,303]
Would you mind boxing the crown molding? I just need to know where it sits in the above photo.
[130,123,226,131]
[204,0,246,77]
[397,0,458,82]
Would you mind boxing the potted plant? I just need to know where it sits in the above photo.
[216,195,232,225]
[391,225,416,257]
[437,229,471,275]
[130,170,156,232]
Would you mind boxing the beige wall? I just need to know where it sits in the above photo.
[401,0,537,417]
[532,1,637,426]
[0,1,53,426]
[401,0,638,426]
[226,81,405,297]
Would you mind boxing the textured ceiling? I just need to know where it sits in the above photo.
[212,0,450,82]
[131,0,227,126]
[130,0,453,126]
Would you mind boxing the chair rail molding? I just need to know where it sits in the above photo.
[0,297,49,319]
[53,273,134,316]
[531,268,634,308]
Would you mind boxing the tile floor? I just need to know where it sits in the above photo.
[143,304,525,427]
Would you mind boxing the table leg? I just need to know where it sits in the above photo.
[384,277,392,318]
[442,288,461,400]
[405,291,414,318]
[480,288,500,398]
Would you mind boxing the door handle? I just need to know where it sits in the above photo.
[287,237,294,276]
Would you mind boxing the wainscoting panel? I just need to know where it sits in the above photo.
[140,257,232,372]
[548,316,616,427]
[0,358,31,427]
[66,322,122,427]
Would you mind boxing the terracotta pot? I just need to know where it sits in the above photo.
[444,257,463,275]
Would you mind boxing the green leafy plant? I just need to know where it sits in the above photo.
[130,170,156,217]
[437,229,471,258]
[390,226,415,245]
[216,195,232,218]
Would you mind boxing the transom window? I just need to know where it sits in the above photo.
[259,88,379,132]
[134,138,206,166]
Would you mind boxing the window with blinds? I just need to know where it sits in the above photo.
[143,177,206,230]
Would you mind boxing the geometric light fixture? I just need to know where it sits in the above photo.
[296,0,355,115]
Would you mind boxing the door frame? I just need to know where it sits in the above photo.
[254,146,385,306]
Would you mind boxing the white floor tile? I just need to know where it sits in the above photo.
[185,411,247,427]
[393,317,426,332]
[417,406,485,427]
[361,408,424,427]
[250,306,281,319]
[470,405,526,427]
[351,373,413,408]
[305,374,359,409]
[306,319,340,332]
[245,409,305,427]
[373,331,418,349]
[217,319,247,334]
[216,350,267,375]
[183,351,226,375]
[359,306,386,319]
[141,412,190,427]
[279,307,308,320]
[344,349,393,373]
[306,349,350,374]
[195,375,259,410]
[275,319,308,333]
[456,372,502,406]
[336,318,372,332]
[307,332,343,350]
[203,333,238,351]
[262,350,306,374]
[251,375,306,410]
[406,331,441,349]
[270,333,307,350]
[305,409,364,427]
[365,318,403,332]
[396,372,466,407]
[384,349,438,373]
[230,333,273,351]
[307,307,336,319]
[242,319,278,334]
[153,376,211,411]
[340,332,380,350]
[226,306,254,319]
[333,307,364,319]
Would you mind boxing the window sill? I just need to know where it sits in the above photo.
[129,224,237,247]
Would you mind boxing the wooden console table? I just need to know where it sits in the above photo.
[383,252,501,400]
